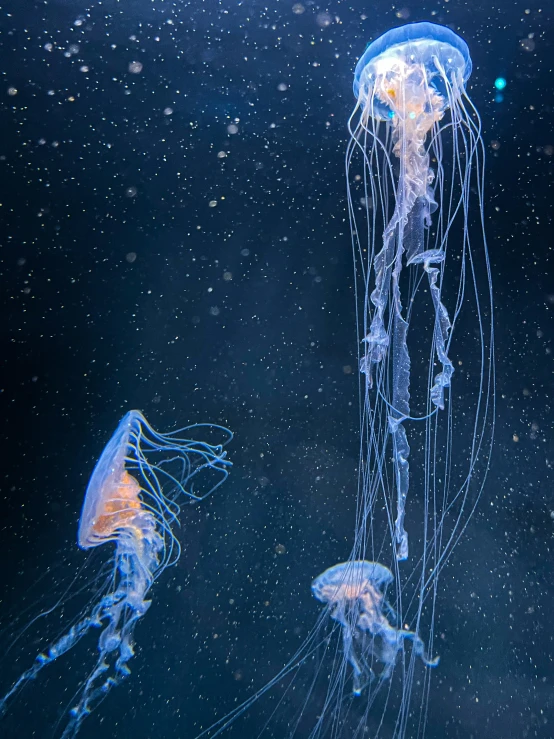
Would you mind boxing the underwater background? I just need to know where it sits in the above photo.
[0,1,552,737]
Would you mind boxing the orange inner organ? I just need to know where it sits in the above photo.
[91,469,143,540]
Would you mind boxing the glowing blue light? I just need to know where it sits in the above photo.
[494,77,507,91]
[494,93,504,104]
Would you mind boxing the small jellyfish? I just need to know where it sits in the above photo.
[0,410,232,738]
[312,561,438,696]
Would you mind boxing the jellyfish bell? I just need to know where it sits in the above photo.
[353,22,472,122]
[312,560,392,612]
[78,413,145,549]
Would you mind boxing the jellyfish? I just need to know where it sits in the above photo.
[312,561,438,696]
[0,409,232,738]
[347,21,493,564]
[196,21,494,739]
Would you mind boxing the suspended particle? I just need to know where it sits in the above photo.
[395,8,411,19]
[316,12,333,27]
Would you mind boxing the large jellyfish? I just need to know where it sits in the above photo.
[0,410,232,738]
[197,21,494,739]
[347,21,493,565]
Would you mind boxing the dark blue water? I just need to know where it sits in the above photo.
[0,1,552,737]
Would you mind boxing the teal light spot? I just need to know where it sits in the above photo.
[409,111,416,119]
[388,110,395,119]
[494,77,507,91]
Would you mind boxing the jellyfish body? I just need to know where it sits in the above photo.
[312,562,438,695]
[0,410,232,738]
